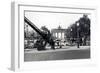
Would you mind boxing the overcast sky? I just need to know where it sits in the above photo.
[25,11,91,31]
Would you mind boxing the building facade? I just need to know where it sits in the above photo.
[51,26,66,40]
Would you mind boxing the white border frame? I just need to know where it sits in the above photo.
[11,2,97,71]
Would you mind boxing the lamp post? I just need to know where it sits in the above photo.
[71,28,72,32]
[77,22,80,48]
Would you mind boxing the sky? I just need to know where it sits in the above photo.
[25,11,91,31]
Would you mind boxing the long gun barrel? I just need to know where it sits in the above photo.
[24,16,45,37]
[24,17,55,48]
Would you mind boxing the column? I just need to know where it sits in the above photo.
[57,32,58,38]
[61,32,62,40]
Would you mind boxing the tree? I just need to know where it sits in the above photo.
[65,14,91,46]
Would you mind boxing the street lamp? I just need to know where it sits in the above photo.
[77,22,80,48]
[71,28,72,32]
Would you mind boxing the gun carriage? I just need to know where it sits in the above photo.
[24,17,55,51]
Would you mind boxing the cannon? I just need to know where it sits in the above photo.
[24,17,55,50]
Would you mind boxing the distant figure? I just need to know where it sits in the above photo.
[79,38,82,46]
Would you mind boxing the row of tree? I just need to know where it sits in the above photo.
[65,15,90,45]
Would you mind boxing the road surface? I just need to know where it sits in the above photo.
[24,46,90,61]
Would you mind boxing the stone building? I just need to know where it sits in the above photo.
[51,26,66,40]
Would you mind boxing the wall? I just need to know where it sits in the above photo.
[0,0,100,73]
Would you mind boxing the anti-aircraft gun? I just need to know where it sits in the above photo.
[24,17,55,50]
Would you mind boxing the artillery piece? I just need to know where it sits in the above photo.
[24,17,55,51]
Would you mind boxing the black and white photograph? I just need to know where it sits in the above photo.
[10,2,98,71]
[24,10,91,61]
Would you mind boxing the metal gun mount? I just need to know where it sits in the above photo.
[24,17,55,50]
